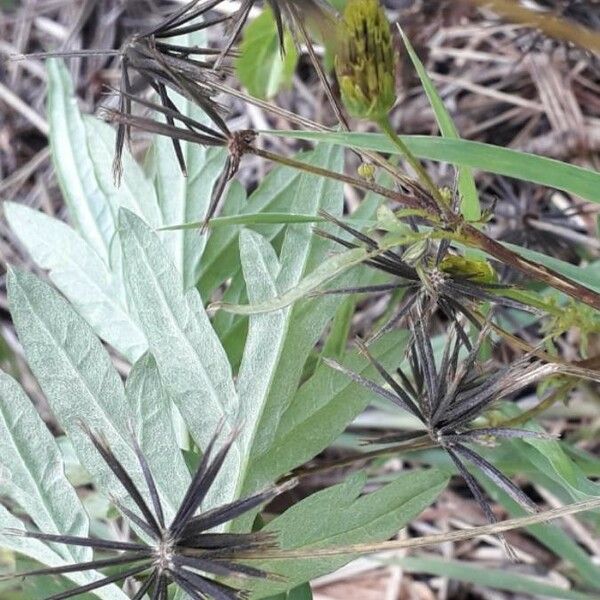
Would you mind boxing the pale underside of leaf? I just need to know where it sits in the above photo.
[47,59,113,262]
[234,144,346,477]
[0,371,89,563]
[6,268,177,522]
[4,202,146,362]
[125,352,191,511]
[118,209,240,509]
[234,230,286,500]
[0,506,129,600]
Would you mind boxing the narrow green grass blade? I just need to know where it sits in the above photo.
[264,131,600,205]
[505,244,600,293]
[391,554,597,600]
[211,247,370,315]
[159,213,323,231]
[399,28,480,220]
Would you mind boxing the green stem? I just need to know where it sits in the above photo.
[242,497,600,559]
[500,381,574,428]
[249,141,600,312]
[283,437,433,482]
[377,117,449,214]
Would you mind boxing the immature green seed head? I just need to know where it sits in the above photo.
[357,162,376,181]
[335,0,397,121]
[439,255,499,285]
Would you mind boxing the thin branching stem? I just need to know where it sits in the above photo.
[284,436,433,481]
[500,380,575,428]
[289,3,350,131]
[209,80,336,133]
[211,80,426,191]
[461,222,600,311]
[378,116,449,214]
[244,497,600,559]
[251,142,600,311]
[248,146,427,210]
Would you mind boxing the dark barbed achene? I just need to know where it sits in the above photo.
[111,0,234,183]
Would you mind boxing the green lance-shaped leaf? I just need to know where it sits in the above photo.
[47,60,161,264]
[212,246,371,315]
[476,467,600,590]
[234,144,347,471]
[250,329,410,486]
[248,469,448,597]
[236,6,298,100]
[231,230,290,519]
[198,148,327,299]
[125,352,191,510]
[394,554,598,600]
[504,243,600,294]
[159,212,322,231]
[0,371,89,563]
[147,142,227,288]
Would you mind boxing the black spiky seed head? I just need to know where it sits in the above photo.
[110,0,237,183]
[324,313,564,554]
[2,425,294,600]
[314,210,539,342]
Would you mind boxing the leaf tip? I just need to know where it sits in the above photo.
[117,206,144,233]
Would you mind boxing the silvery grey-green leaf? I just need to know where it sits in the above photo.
[125,352,190,509]
[236,144,345,466]
[48,59,161,243]
[84,115,161,230]
[4,202,146,362]
[234,230,286,500]
[47,59,113,262]
[0,506,128,600]
[144,30,227,289]
[6,268,176,520]
[0,371,89,563]
[118,208,239,508]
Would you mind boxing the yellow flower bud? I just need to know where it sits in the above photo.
[439,255,498,285]
[357,162,376,181]
[335,0,397,121]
